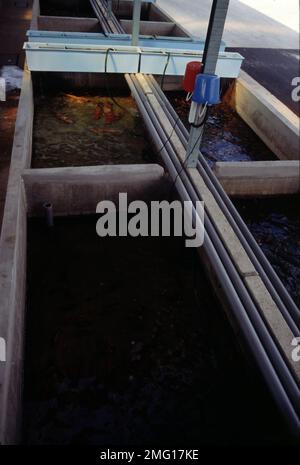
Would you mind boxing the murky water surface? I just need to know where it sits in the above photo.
[168,93,276,164]
[234,196,300,308]
[32,91,153,167]
[23,217,288,445]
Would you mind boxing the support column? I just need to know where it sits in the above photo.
[131,0,142,46]
[186,0,230,167]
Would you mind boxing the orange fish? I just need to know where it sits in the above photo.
[94,104,103,120]
[55,112,74,124]
[89,127,122,135]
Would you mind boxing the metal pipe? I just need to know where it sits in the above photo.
[125,74,300,435]
[186,0,230,167]
[90,0,125,34]
[43,202,54,228]
[128,72,299,424]
[202,0,230,75]
[130,74,300,406]
[147,75,300,330]
[131,0,142,46]
[92,0,300,434]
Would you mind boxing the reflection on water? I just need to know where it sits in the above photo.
[234,196,300,308]
[23,217,288,445]
[32,91,153,168]
[168,93,276,165]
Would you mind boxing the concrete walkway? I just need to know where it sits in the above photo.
[228,48,300,116]
[238,0,299,32]
[157,0,299,49]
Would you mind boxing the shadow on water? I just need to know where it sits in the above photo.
[23,217,291,445]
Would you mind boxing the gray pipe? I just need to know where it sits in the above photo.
[126,74,300,435]
[91,0,125,33]
[147,75,300,330]
[130,73,300,403]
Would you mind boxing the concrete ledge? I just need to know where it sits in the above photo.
[213,160,300,196]
[233,70,300,160]
[0,67,33,445]
[37,15,101,32]
[23,164,166,217]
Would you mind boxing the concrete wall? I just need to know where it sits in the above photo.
[37,15,101,32]
[0,68,33,445]
[120,20,188,37]
[233,70,300,161]
[0,66,167,444]
[23,164,167,217]
[213,160,300,196]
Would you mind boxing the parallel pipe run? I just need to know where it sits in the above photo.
[91,0,300,436]
[147,75,300,329]
[142,74,300,405]
[129,73,300,406]
[90,0,125,34]
[125,73,300,436]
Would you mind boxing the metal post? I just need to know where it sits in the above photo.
[186,0,230,167]
[131,0,142,46]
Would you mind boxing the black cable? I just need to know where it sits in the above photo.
[160,52,171,92]
[137,52,142,73]
[167,107,210,200]
[155,115,181,157]
[104,48,131,113]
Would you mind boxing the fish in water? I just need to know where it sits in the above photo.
[94,103,103,120]
[103,101,123,124]
[54,112,74,124]
[89,127,122,135]
[64,93,90,104]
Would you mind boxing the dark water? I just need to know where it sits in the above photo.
[32,91,154,168]
[23,88,299,444]
[23,217,289,445]
[168,93,300,309]
[168,93,276,165]
[234,196,300,308]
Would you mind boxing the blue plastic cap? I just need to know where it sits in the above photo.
[192,73,220,105]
